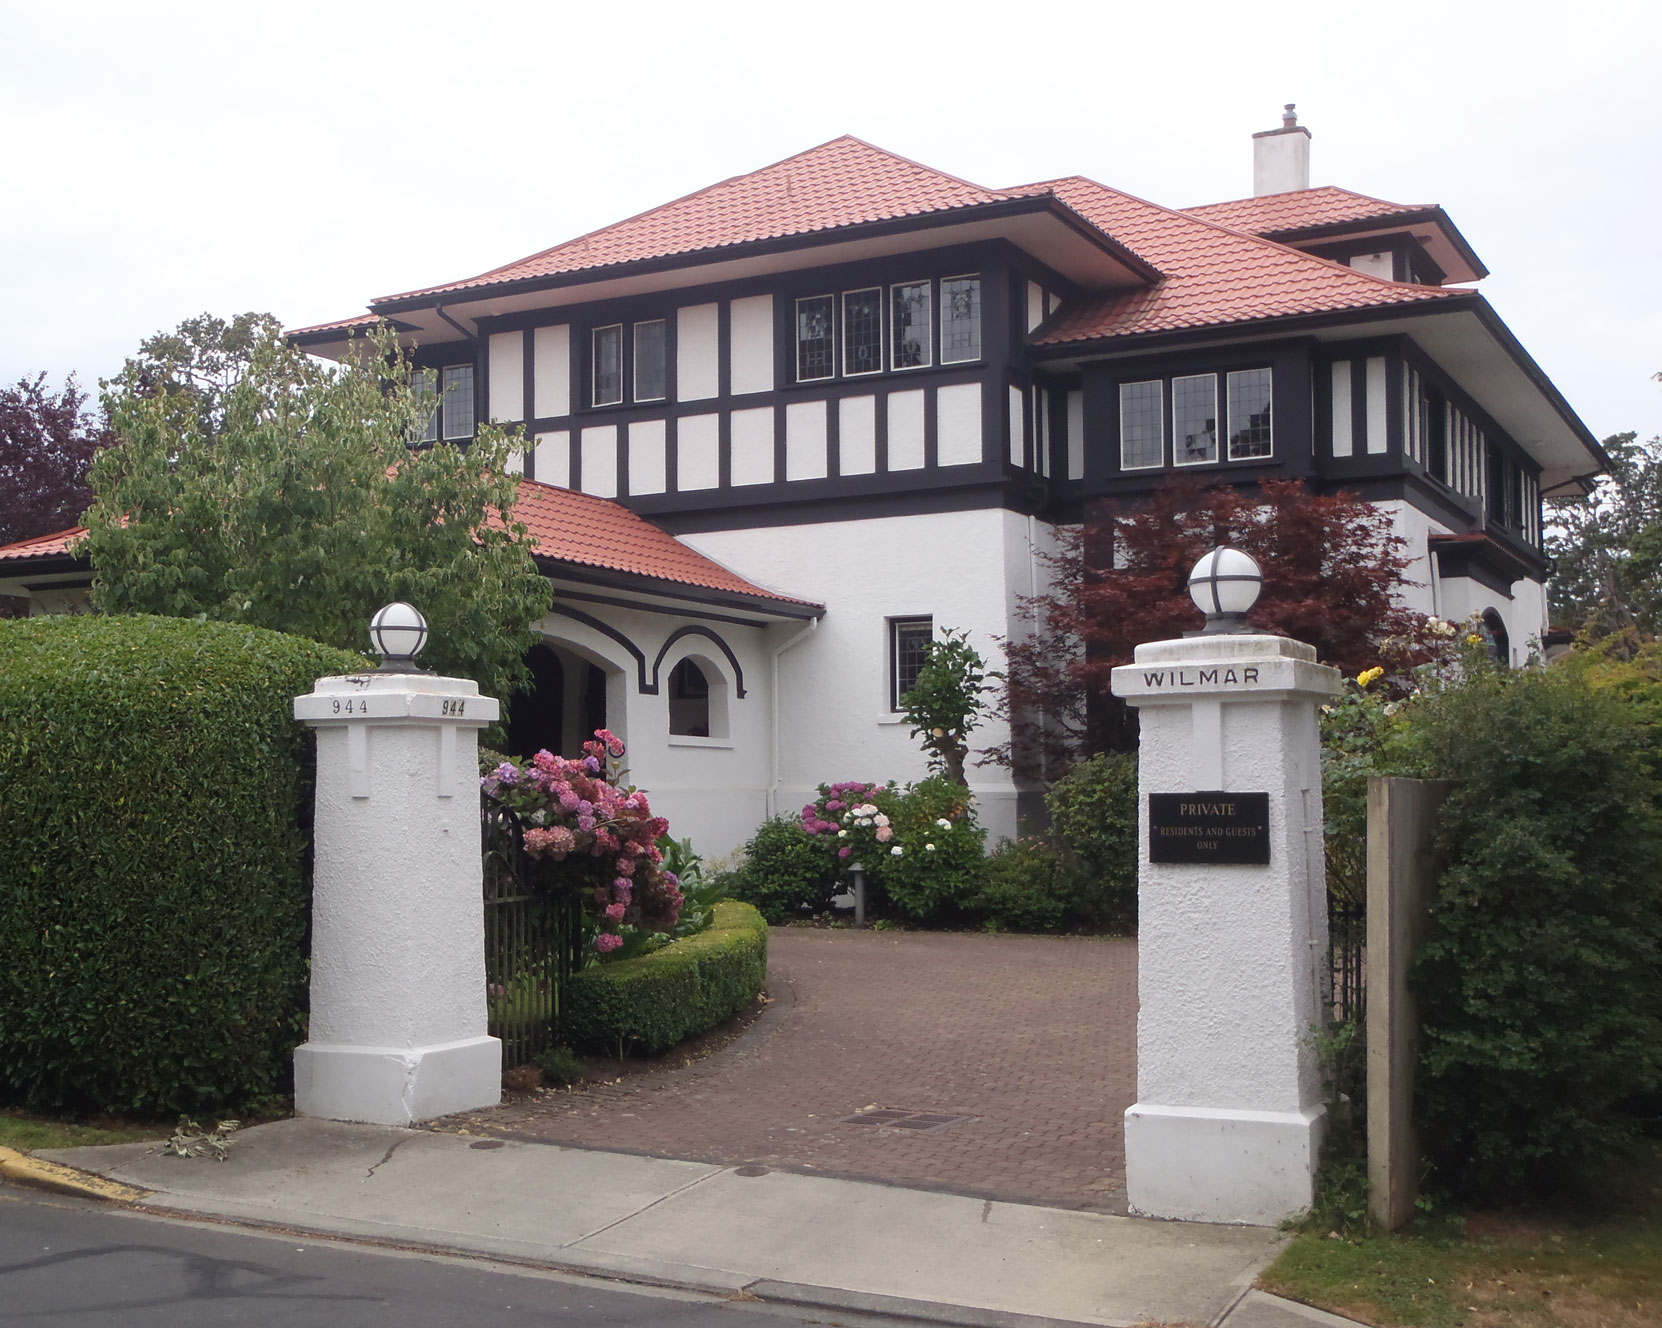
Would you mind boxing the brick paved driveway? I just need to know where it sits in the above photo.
[452,928,1138,1212]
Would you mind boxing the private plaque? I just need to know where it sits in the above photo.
[1148,791,1270,865]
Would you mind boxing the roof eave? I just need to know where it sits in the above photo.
[369,195,1162,315]
[1266,207,1489,282]
[534,556,825,621]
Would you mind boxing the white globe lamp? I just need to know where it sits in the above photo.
[369,602,430,671]
[1187,548,1263,634]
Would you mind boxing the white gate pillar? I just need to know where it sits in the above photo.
[1111,552,1341,1225]
[292,638,501,1126]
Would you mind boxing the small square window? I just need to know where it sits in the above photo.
[441,364,474,440]
[592,325,623,407]
[634,320,666,402]
[940,276,981,364]
[891,282,932,370]
[1226,368,1273,460]
[843,288,883,376]
[796,295,835,382]
[890,616,933,711]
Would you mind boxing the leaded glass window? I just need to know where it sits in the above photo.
[592,325,623,406]
[412,368,438,443]
[843,288,883,376]
[890,616,933,710]
[891,282,932,370]
[1226,369,1273,460]
[1173,374,1218,465]
[1119,380,1163,470]
[441,364,474,440]
[940,276,981,364]
[634,319,666,402]
[796,295,835,381]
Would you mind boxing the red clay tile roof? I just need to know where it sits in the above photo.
[1182,186,1426,234]
[0,527,83,562]
[512,478,820,610]
[0,494,820,613]
[286,312,382,337]
[1023,177,1462,346]
[376,136,1024,303]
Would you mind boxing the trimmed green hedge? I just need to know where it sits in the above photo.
[564,900,768,1054]
[0,614,366,1114]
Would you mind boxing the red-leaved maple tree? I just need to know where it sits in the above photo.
[994,476,1441,772]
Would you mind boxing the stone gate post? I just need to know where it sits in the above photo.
[292,632,502,1126]
[1111,552,1341,1224]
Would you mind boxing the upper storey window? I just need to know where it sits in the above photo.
[797,296,835,382]
[592,325,623,406]
[1118,369,1272,471]
[892,282,932,370]
[634,319,666,402]
[413,364,476,441]
[940,276,981,364]
[794,276,981,382]
[1226,369,1273,460]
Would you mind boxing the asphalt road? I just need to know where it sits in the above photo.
[0,1188,897,1328]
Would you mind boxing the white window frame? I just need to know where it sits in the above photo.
[632,319,666,404]
[939,274,982,365]
[1118,379,1164,471]
[441,363,474,440]
[412,367,439,443]
[1226,368,1275,462]
[1171,373,1219,468]
[889,280,932,372]
[591,324,624,407]
[795,294,836,383]
[841,287,884,378]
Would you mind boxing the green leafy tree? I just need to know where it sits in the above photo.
[1548,428,1662,645]
[901,627,1000,785]
[81,318,550,702]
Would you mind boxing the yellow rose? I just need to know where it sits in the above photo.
[1357,666,1385,688]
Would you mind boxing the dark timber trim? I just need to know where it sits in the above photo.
[650,626,748,698]
[548,604,655,694]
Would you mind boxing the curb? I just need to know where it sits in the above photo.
[0,1146,152,1203]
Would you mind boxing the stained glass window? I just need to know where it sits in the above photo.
[890,617,933,710]
[796,295,835,381]
[891,282,931,370]
[1226,369,1273,460]
[1119,380,1163,470]
[940,276,981,364]
[592,325,623,406]
[441,364,474,440]
[1173,374,1218,465]
[843,288,883,375]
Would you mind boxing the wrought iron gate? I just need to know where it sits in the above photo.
[482,793,584,1071]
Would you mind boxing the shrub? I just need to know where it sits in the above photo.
[970,838,1081,932]
[564,901,768,1054]
[1406,657,1662,1199]
[726,816,839,922]
[1044,752,1138,926]
[871,777,985,921]
[481,732,681,961]
[0,614,365,1114]
[534,1045,586,1087]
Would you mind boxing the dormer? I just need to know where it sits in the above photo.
[1184,107,1488,286]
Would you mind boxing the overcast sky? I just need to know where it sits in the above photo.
[4,1,1658,443]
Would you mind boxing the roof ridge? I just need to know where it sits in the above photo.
[373,135,1001,306]
[1184,183,1424,214]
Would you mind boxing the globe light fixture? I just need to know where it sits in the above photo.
[369,602,429,671]
[1187,547,1263,634]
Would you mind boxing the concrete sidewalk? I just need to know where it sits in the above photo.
[37,1118,1355,1328]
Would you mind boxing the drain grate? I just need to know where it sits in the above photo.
[840,1107,972,1133]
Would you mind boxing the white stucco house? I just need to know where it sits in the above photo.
[0,111,1604,856]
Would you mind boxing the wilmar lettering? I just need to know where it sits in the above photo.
[1139,666,1260,688]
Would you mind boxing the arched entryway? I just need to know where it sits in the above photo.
[505,640,615,759]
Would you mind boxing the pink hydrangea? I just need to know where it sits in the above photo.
[595,933,623,953]
[604,902,626,921]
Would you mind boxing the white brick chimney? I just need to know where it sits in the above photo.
[1253,104,1311,197]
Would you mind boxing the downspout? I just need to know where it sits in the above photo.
[433,303,476,343]
[767,618,818,818]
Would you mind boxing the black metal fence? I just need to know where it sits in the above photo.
[1328,895,1366,1025]
[482,794,583,1072]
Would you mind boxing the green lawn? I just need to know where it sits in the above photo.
[1260,1148,1662,1327]
[0,1110,168,1153]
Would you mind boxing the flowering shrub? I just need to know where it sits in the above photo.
[481,730,682,960]
[799,777,985,921]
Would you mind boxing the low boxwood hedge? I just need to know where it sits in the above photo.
[0,613,365,1115]
[564,900,768,1054]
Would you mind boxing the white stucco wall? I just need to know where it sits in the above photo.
[680,508,1050,847]
[528,606,777,862]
